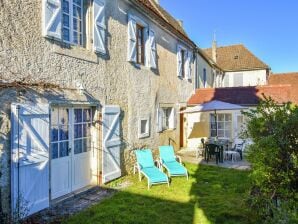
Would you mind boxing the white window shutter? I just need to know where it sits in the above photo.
[185,51,192,80]
[147,29,157,69]
[157,107,163,133]
[177,46,182,77]
[127,16,137,62]
[173,108,177,129]
[93,0,106,54]
[169,108,177,129]
[42,0,62,40]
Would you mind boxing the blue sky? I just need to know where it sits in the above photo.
[161,0,298,73]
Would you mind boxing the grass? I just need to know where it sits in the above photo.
[64,163,258,224]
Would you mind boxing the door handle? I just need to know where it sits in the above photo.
[68,147,72,154]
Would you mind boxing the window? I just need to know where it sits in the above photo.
[157,107,176,132]
[210,113,232,138]
[62,0,83,45]
[203,68,207,88]
[51,108,70,159]
[74,108,92,154]
[181,49,186,78]
[138,117,150,138]
[136,24,145,65]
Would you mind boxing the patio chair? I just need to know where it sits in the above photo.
[196,138,205,159]
[205,143,220,164]
[231,142,245,160]
[134,149,169,189]
[158,145,188,180]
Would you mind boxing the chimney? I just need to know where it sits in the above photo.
[212,40,217,62]
[177,19,183,28]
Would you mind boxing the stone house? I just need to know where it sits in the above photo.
[0,0,200,218]
[202,43,270,88]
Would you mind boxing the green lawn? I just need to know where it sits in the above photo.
[65,164,258,224]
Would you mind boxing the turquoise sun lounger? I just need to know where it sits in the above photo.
[159,145,188,180]
[135,149,169,189]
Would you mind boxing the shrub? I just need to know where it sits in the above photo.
[243,96,298,223]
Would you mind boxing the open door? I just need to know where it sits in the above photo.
[11,103,50,217]
[102,105,121,184]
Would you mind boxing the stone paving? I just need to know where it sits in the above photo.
[178,148,251,170]
[24,186,116,224]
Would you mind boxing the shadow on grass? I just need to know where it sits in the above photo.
[64,164,257,224]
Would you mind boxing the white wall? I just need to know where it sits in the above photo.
[185,109,251,148]
[195,53,214,88]
[222,69,267,87]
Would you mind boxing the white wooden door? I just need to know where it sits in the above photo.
[50,107,71,199]
[11,103,50,216]
[72,108,92,191]
[50,107,92,199]
[102,105,121,184]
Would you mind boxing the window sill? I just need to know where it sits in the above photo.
[138,133,150,139]
[52,44,98,64]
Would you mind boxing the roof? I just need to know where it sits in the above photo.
[269,72,298,85]
[188,85,298,106]
[133,0,195,46]
[203,44,269,71]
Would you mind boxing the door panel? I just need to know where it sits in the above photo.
[102,105,121,184]
[11,104,50,216]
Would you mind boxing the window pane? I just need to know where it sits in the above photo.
[51,108,59,125]
[141,120,147,134]
[59,108,69,125]
[218,130,224,137]
[74,124,82,138]
[210,122,216,130]
[225,114,232,121]
[73,18,78,31]
[62,28,70,41]
[218,114,225,121]
[83,109,91,122]
[59,141,69,157]
[74,139,83,154]
[73,5,82,19]
[82,138,90,152]
[62,0,69,13]
[74,0,81,5]
[51,126,59,142]
[210,130,217,137]
[225,122,232,130]
[51,143,59,159]
[82,124,87,137]
[74,109,82,123]
[63,14,70,27]
[59,125,69,141]
[73,31,78,44]
[218,122,224,129]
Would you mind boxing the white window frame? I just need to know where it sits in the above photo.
[210,113,232,139]
[138,116,150,139]
[62,0,84,45]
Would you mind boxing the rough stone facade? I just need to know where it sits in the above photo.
[0,0,196,215]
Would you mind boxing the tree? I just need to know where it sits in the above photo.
[243,96,298,223]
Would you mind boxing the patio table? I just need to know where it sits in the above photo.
[204,140,229,163]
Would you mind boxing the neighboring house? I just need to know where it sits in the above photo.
[194,48,221,89]
[183,85,298,148]
[202,43,270,88]
[0,0,197,217]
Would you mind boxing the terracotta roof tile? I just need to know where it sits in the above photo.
[188,85,298,106]
[204,44,269,71]
[269,72,298,85]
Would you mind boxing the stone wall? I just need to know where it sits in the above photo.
[0,0,196,214]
